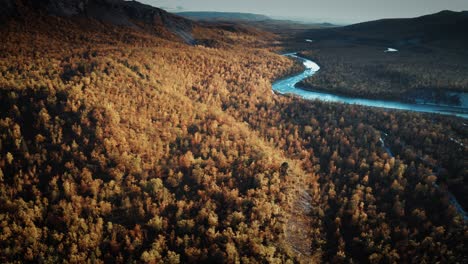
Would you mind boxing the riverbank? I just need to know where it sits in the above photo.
[298,83,467,108]
[295,46,468,104]
[273,53,468,119]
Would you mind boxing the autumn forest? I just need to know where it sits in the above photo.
[0,1,467,263]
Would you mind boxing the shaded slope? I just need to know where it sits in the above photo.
[1,0,195,43]
[301,10,468,48]
[178,11,270,22]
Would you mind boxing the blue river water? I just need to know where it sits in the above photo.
[274,53,468,220]
[273,53,468,119]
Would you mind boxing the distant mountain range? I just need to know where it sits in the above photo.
[1,0,195,43]
[300,10,468,48]
[177,11,271,22]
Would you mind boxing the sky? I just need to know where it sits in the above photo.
[138,0,468,24]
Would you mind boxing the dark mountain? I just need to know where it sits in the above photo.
[300,10,468,48]
[1,0,195,43]
[177,11,270,22]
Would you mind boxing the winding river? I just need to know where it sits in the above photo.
[274,53,468,221]
[273,53,468,119]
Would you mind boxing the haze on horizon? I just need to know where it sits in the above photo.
[138,0,468,24]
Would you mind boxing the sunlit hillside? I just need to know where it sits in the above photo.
[0,1,466,263]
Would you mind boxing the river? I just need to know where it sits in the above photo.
[273,53,468,221]
[272,53,468,119]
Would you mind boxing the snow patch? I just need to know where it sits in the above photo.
[303,60,320,71]
[385,48,398,52]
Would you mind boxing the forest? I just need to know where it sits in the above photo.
[0,6,467,264]
[297,45,468,104]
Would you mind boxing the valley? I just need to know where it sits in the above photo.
[0,1,466,263]
[293,11,468,104]
[273,53,468,118]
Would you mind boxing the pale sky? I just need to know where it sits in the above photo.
[138,0,468,24]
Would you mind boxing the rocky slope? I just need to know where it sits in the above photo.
[1,0,195,43]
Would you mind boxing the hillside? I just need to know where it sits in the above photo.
[1,0,196,43]
[177,11,270,22]
[293,10,468,103]
[0,1,467,263]
[300,10,468,48]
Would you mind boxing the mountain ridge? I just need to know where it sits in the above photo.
[1,0,196,43]
[177,11,271,22]
[300,10,468,48]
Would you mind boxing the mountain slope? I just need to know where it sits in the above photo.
[294,10,468,102]
[1,0,195,43]
[0,3,310,262]
[301,10,468,47]
[177,11,270,22]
